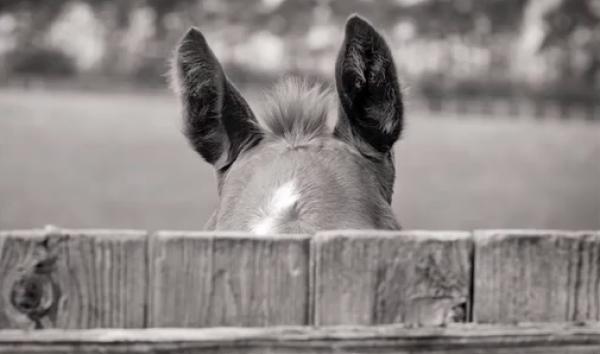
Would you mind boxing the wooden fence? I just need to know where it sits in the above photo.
[0,228,599,353]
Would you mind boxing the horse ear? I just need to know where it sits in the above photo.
[171,27,260,170]
[334,15,403,154]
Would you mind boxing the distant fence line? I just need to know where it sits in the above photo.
[411,94,599,120]
[2,74,597,121]
[1,228,599,330]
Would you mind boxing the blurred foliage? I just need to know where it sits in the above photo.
[0,0,598,102]
[541,0,600,87]
[6,47,76,77]
[398,0,529,36]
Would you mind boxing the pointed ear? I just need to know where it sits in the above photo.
[334,15,403,154]
[171,27,260,170]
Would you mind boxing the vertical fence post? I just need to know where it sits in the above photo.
[473,230,600,323]
[0,229,148,329]
[149,232,311,327]
[312,231,473,326]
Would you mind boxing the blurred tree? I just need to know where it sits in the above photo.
[540,0,600,88]
[145,0,197,39]
[6,47,75,78]
[0,0,70,47]
[400,0,528,38]
[0,0,596,96]
[0,0,77,79]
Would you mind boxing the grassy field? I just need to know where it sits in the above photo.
[0,88,598,230]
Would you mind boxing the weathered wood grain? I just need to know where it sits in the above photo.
[149,232,310,327]
[0,229,148,329]
[473,230,600,323]
[2,323,600,353]
[312,231,472,326]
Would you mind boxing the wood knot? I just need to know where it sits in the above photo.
[9,256,59,328]
[10,274,55,319]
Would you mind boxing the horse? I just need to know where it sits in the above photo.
[171,15,404,234]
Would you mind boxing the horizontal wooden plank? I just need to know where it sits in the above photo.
[149,232,311,327]
[312,231,472,326]
[1,323,600,353]
[0,228,148,330]
[474,230,600,323]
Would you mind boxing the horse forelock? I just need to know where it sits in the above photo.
[256,78,332,146]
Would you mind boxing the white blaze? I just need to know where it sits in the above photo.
[250,180,299,235]
[251,217,276,235]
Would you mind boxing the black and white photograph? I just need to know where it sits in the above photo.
[0,0,599,352]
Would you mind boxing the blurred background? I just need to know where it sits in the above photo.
[0,0,598,230]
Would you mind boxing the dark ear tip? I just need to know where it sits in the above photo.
[180,26,206,47]
[345,14,376,35]
[177,26,217,64]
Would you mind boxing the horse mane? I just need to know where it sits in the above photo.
[257,78,332,146]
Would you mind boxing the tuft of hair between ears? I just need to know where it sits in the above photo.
[257,78,332,146]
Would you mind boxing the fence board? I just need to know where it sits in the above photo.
[473,230,600,323]
[312,231,472,326]
[4,228,600,331]
[1,323,600,354]
[0,229,148,329]
[149,232,310,327]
